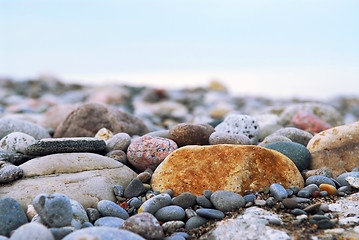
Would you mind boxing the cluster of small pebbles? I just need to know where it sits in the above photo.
[1,77,359,239]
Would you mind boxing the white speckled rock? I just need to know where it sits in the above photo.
[0,132,36,154]
[214,114,260,144]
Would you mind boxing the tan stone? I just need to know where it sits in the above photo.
[0,153,137,210]
[151,145,304,196]
[307,121,359,178]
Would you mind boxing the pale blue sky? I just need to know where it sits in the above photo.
[1,0,358,98]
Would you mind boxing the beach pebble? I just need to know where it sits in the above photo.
[214,114,260,144]
[319,184,338,195]
[0,118,51,140]
[290,111,332,133]
[33,193,73,228]
[70,199,89,228]
[0,164,23,183]
[0,132,36,154]
[41,104,78,130]
[203,190,212,199]
[137,171,152,183]
[106,150,128,164]
[259,135,292,147]
[127,136,178,171]
[291,209,307,216]
[185,216,208,230]
[303,203,322,213]
[169,123,214,147]
[0,198,28,237]
[162,221,186,233]
[336,172,359,186]
[269,127,313,146]
[94,217,125,228]
[124,178,146,198]
[302,168,333,179]
[155,205,186,222]
[269,183,288,201]
[62,227,145,240]
[305,175,336,187]
[265,142,311,171]
[196,208,225,220]
[196,195,213,208]
[210,190,245,212]
[121,212,164,240]
[106,132,131,152]
[95,128,113,140]
[208,132,251,145]
[113,185,125,197]
[138,193,172,214]
[0,152,34,165]
[172,192,197,209]
[243,194,256,203]
[86,208,100,223]
[50,227,74,240]
[128,197,142,208]
[282,198,299,209]
[185,208,197,219]
[10,222,54,240]
[255,114,282,141]
[97,200,129,220]
[297,184,320,198]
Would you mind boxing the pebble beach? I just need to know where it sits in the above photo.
[1,77,359,240]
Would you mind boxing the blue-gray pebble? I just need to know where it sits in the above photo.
[113,185,125,197]
[62,227,145,240]
[196,196,213,208]
[185,216,208,230]
[128,197,142,208]
[196,208,225,220]
[243,194,256,203]
[155,205,186,222]
[210,190,245,212]
[94,217,125,228]
[172,192,197,209]
[50,227,74,240]
[124,178,146,198]
[10,222,54,240]
[0,198,28,237]
[97,200,129,220]
[269,183,288,201]
[305,175,336,187]
[265,142,311,171]
[336,172,359,186]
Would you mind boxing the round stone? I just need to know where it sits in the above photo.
[169,123,215,147]
[10,222,54,240]
[0,165,23,183]
[210,190,245,212]
[137,171,152,183]
[0,132,36,154]
[162,221,186,234]
[319,184,338,195]
[155,205,186,222]
[196,196,213,208]
[269,183,288,201]
[185,216,208,230]
[127,136,178,171]
[0,198,28,237]
[282,198,299,209]
[196,208,225,220]
[305,175,336,187]
[209,132,251,145]
[94,217,125,228]
[124,178,146,198]
[243,194,256,203]
[62,227,145,240]
[336,172,359,186]
[106,132,131,152]
[97,200,129,220]
[138,193,172,214]
[172,192,197,209]
[265,142,311,171]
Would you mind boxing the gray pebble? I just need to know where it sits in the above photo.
[0,165,23,183]
[171,232,190,240]
[139,193,172,214]
[94,217,125,228]
[113,185,125,197]
[210,190,245,212]
[303,203,322,214]
[203,190,212,199]
[106,150,128,165]
[185,208,197,219]
[162,189,174,197]
[338,186,352,193]
[137,171,152,183]
[269,183,288,201]
[0,152,34,165]
[163,236,185,240]
[320,191,328,197]
[297,190,311,198]
[196,208,225,220]
[162,221,185,233]
[86,208,100,223]
[172,192,197,209]
[81,222,93,228]
[305,175,336,187]
[288,186,301,195]
[265,197,276,207]
[336,172,359,186]
[155,205,186,222]
[254,199,266,207]
[33,193,73,228]
[282,198,298,209]
[10,222,54,240]
[185,216,208,230]
[209,132,251,145]
[196,196,213,208]
[291,208,307,216]
[271,127,313,146]
[0,118,51,140]
[0,197,28,237]
[243,194,256,203]
[97,200,129,220]
[50,227,74,240]
[62,227,145,240]
[128,197,142,208]
[124,178,146,198]
[106,132,131,152]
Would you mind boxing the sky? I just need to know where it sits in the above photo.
[1,0,359,99]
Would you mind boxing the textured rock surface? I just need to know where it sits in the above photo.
[169,123,214,147]
[151,145,304,196]
[307,121,359,178]
[54,103,149,137]
[0,118,51,140]
[0,132,36,154]
[0,153,137,210]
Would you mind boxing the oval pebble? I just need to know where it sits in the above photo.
[203,190,212,199]
[86,208,100,223]
[0,197,28,237]
[291,209,307,216]
[62,227,145,240]
[336,172,359,186]
[113,185,125,197]
[172,192,197,209]
[171,232,190,240]
[185,216,208,230]
[319,184,338,195]
[137,171,152,183]
[254,199,266,207]
[243,194,256,203]
[106,132,131,152]
[0,132,36,154]
[128,197,142,208]
[162,221,185,233]
[209,132,251,145]
[155,205,186,222]
[196,196,213,208]
[94,217,125,228]
[196,208,225,220]
[97,200,129,220]
[169,123,215,147]
[269,183,288,201]
[0,165,23,183]
[124,178,146,198]
[303,203,322,213]
[10,222,54,240]
[138,193,172,214]
[282,198,298,209]
[210,190,245,212]
[305,175,336,187]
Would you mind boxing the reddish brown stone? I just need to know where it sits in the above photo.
[168,123,215,147]
[290,111,332,133]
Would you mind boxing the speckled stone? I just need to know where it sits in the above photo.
[0,164,23,183]
[209,132,251,145]
[282,198,299,209]
[127,136,178,171]
[25,137,107,155]
[95,128,114,140]
[0,132,36,154]
[162,221,186,234]
[302,168,333,179]
[305,175,336,187]
[169,123,215,147]
[155,205,186,222]
[290,111,332,133]
[0,118,51,140]
[196,196,213,208]
[210,190,245,212]
[121,212,164,240]
[86,208,100,223]
[336,172,359,186]
[0,152,34,165]
[0,197,28,237]
[97,200,129,220]
[270,127,313,146]
[106,150,128,165]
[94,217,125,228]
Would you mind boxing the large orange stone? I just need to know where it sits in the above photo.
[151,145,304,196]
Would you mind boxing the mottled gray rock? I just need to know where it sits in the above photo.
[337,172,359,186]
[97,200,129,220]
[49,227,74,240]
[86,208,100,223]
[138,193,172,214]
[210,190,245,212]
[0,132,36,154]
[94,217,125,228]
[0,152,34,165]
[0,198,28,237]
[62,227,145,240]
[124,178,146,198]
[70,199,89,229]
[10,222,54,240]
[25,137,106,155]
[196,195,213,208]
[209,132,251,145]
[162,221,186,234]
[0,164,23,183]
[155,205,186,222]
[259,135,292,147]
[0,118,51,140]
[270,127,313,146]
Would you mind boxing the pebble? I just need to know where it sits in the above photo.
[282,198,299,209]
[305,175,336,187]
[0,197,28,237]
[86,208,100,223]
[243,194,256,203]
[137,171,152,183]
[210,190,245,212]
[113,185,125,197]
[254,199,267,207]
[121,212,164,240]
[138,193,172,214]
[155,205,186,222]
[303,203,322,214]
[265,142,311,171]
[203,189,212,199]
[172,192,197,209]
[62,227,146,240]
[297,184,320,198]
[97,200,129,220]
[50,227,74,240]
[170,232,189,240]
[208,132,251,145]
[196,195,213,208]
[196,208,225,220]
[185,216,208,230]
[214,114,260,144]
[128,197,142,208]
[290,111,332,133]
[345,176,359,188]
[94,217,125,228]
[291,197,310,204]
[94,128,114,140]
[0,152,34,165]
[270,127,313,146]
[70,199,89,228]
[162,221,186,233]
[33,193,73,228]
[168,123,215,147]
[127,135,178,171]
[24,137,107,155]
[336,172,359,186]
[10,222,54,240]
[291,209,307,216]
[124,178,146,198]
[319,184,338,195]
[106,132,131,152]
[269,183,288,201]
[105,150,128,164]
[0,132,36,154]
[185,208,197,218]
[0,164,23,183]
[0,118,51,140]
[259,135,292,147]
[302,167,334,179]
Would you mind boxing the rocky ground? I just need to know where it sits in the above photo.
[0,76,359,240]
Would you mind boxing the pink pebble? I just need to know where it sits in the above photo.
[290,111,332,133]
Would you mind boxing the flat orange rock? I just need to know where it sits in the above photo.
[151,144,304,196]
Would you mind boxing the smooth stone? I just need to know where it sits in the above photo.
[97,200,129,220]
[290,197,311,203]
[305,175,336,187]
[196,195,213,208]
[297,190,312,198]
[145,130,170,139]
[0,164,23,183]
[282,198,299,209]
[307,121,359,178]
[138,193,172,214]
[162,221,186,233]
[33,193,73,228]
[120,212,164,240]
[255,114,282,141]
[86,208,100,223]
[62,227,145,240]
[291,209,307,216]
[210,190,245,212]
[168,123,215,147]
[0,153,137,210]
[0,198,28,237]
[94,217,125,228]
[269,127,313,146]
[171,232,189,239]
[203,190,212,199]
[41,104,78,130]
[290,111,332,133]
[105,150,128,165]
[336,172,359,186]
[0,152,34,165]
[269,183,288,201]
[151,145,304,196]
[94,128,114,140]
[137,171,152,183]
[70,200,89,228]
[172,192,197,209]
[243,194,256,203]
[10,222,54,240]
[303,203,322,213]
[345,176,359,188]
[319,184,338,195]
[106,133,131,152]
[254,199,266,207]
[0,132,36,154]
[128,197,142,208]
[0,118,51,140]
[259,135,292,147]
[214,114,260,144]
[288,186,301,195]
[49,227,74,240]
[196,208,225,220]
[338,186,352,193]
[185,216,208,230]
[185,208,197,219]
[155,205,186,222]
[265,142,311,171]
[113,185,125,197]
[302,167,334,179]
[124,178,146,198]
[209,132,251,145]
